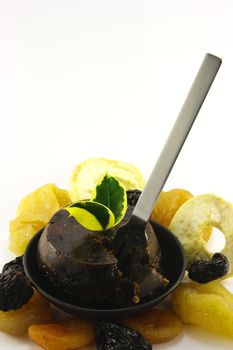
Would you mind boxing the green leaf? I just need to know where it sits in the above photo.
[91,174,127,226]
[67,201,115,231]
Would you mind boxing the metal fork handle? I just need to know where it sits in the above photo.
[133,53,222,222]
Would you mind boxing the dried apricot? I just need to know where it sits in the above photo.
[28,316,95,350]
[121,308,183,344]
[9,184,71,255]
[0,291,53,336]
[150,189,211,242]
[172,281,233,338]
[150,189,193,228]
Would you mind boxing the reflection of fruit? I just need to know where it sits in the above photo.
[9,184,71,255]
[121,309,183,344]
[69,158,145,201]
[0,292,53,336]
[172,281,233,338]
[169,194,233,273]
[150,189,211,242]
[28,316,95,350]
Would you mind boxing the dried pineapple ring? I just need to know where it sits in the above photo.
[169,194,233,274]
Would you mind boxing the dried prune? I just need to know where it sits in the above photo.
[0,257,34,311]
[0,269,33,311]
[126,190,141,207]
[96,320,152,350]
[188,253,229,283]
[2,255,24,274]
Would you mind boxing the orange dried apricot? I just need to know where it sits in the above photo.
[121,308,183,344]
[0,291,53,336]
[28,316,95,350]
[150,189,211,241]
[150,189,193,227]
[172,281,233,338]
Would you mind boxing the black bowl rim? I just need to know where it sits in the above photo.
[23,222,186,317]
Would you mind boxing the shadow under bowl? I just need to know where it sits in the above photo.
[23,221,186,319]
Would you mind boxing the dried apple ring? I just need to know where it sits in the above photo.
[169,194,233,274]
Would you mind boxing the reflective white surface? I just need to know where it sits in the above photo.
[1,0,233,348]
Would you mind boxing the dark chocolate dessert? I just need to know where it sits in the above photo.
[37,197,167,308]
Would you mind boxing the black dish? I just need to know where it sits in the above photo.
[23,220,185,318]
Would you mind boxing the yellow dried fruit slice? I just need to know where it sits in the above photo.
[53,186,72,208]
[0,292,53,337]
[172,281,233,338]
[16,184,70,223]
[169,194,233,273]
[9,184,71,255]
[9,219,43,256]
[69,158,145,201]
[121,308,183,344]
[28,316,95,350]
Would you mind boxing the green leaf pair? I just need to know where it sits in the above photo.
[66,175,127,231]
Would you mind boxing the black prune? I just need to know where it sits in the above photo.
[2,255,24,274]
[0,269,34,311]
[126,190,141,207]
[0,256,34,311]
[96,320,152,350]
[188,253,229,283]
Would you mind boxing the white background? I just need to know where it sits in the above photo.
[1,0,233,349]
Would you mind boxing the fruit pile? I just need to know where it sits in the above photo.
[1,158,233,349]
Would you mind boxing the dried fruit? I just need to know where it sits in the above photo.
[69,158,145,201]
[126,190,142,206]
[150,188,193,228]
[0,291,53,336]
[121,308,183,344]
[188,253,229,283]
[9,220,43,256]
[150,189,211,241]
[9,183,71,255]
[29,316,95,350]
[171,281,233,338]
[96,320,152,350]
[2,255,24,273]
[169,194,233,274]
[0,269,33,311]
[0,256,34,311]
